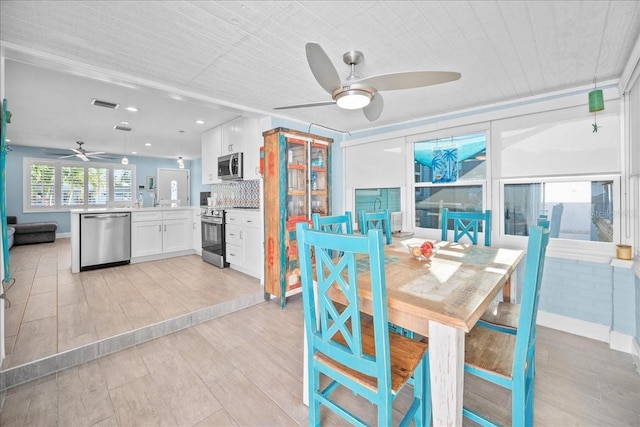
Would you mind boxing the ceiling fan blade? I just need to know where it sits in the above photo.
[306,43,342,95]
[356,71,461,91]
[58,154,77,159]
[77,154,90,161]
[85,151,106,156]
[71,148,83,155]
[363,93,384,122]
[274,101,336,110]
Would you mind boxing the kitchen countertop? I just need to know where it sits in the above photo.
[70,206,200,214]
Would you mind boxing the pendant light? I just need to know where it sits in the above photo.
[121,131,129,165]
[177,130,185,168]
[589,80,604,133]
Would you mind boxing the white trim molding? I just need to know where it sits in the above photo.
[537,310,636,355]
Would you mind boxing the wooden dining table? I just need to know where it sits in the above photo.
[302,238,525,426]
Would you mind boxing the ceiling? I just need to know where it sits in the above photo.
[1,1,640,160]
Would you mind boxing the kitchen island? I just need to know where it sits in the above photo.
[70,206,200,273]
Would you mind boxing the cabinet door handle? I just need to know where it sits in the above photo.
[158,225,162,232]
[164,225,167,232]
[240,231,243,240]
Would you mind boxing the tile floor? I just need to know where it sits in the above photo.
[1,238,264,387]
[1,240,639,426]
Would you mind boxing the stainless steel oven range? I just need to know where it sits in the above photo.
[201,208,229,268]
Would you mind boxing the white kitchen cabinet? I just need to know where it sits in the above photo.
[202,126,222,184]
[220,116,261,180]
[242,117,261,179]
[225,210,263,280]
[131,219,163,257]
[131,209,192,258]
[193,209,202,255]
[221,117,243,154]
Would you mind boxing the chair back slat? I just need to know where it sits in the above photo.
[312,211,354,234]
[513,224,550,369]
[441,208,491,246]
[297,223,390,382]
[359,209,392,245]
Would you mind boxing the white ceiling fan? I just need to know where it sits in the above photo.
[56,141,109,161]
[275,42,461,121]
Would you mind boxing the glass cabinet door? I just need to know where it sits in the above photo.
[310,142,329,216]
[286,138,307,219]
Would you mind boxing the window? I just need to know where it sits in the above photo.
[61,165,84,206]
[503,178,616,242]
[29,162,55,206]
[413,131,487,230]
[354,187,401,229]
[24,157,136,212]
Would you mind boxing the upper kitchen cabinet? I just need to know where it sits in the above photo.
[202,126,222,184]
[201,116,261,185]
[222,116,261,180]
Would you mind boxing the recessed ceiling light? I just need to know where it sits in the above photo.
[145,143,152,146]
[120,121,129,125]
[132,151,137,154]
[6,138,10,142]
[125,106,138,112]
[196,120,204,125]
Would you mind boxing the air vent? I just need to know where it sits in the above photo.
[91,99,119,109]
[113,125,132,132]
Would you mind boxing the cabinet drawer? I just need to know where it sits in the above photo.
[225,243,242,264]
[226,225,242,245]
[132,211,163,222]
[226,214,241,225]
[242,214,260,227]
[162,209,191,221]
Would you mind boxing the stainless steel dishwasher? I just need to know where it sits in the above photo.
[80,212,131,271]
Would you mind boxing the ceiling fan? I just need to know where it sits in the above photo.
[56,141,108,161]
[274,42,461,121]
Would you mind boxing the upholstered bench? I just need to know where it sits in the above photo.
[7,216,58,245]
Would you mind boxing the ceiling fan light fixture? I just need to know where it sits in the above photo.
[335,89,371,109]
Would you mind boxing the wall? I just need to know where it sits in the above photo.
[6,145,194,233]
[340,83,639,352]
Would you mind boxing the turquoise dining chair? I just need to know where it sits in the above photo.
[312,212,354,234]
[359,209,392,245]
[462,224,550,427]
[360,209,416,338]
[359,209,414,338]
[440,208,491,246]
[478,216,550,334]
[297,223,431,427]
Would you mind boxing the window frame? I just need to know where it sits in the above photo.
[496,174,621,260]
[409,126,490,237]
[23,157,136,213]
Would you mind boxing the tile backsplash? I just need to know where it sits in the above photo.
[211,179,260,208]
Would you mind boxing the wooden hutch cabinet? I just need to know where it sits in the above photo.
[263,128,333,307]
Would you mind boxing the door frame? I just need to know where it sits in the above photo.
[157,167,190,206]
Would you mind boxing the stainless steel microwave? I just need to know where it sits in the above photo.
[218,152,243,180]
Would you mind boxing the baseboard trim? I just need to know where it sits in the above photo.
[632,339,640,375]
[537,310,637,355]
